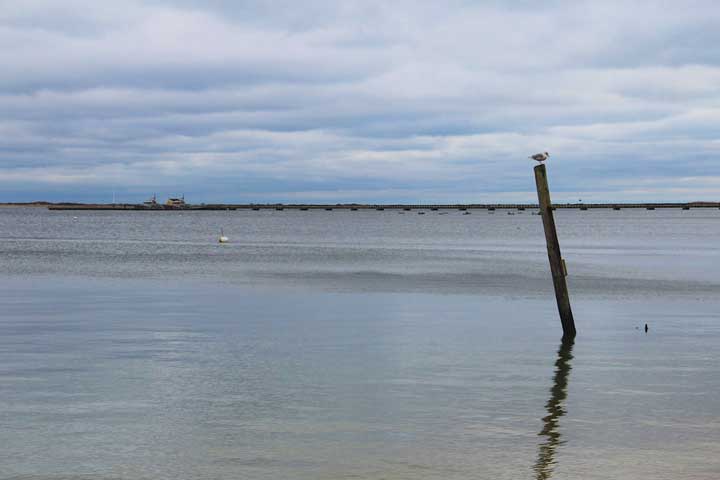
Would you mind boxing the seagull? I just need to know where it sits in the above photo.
[530,152,549,163]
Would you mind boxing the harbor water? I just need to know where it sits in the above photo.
[1,207,719,479]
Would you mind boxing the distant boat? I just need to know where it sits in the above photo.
[218,229,229,243]
[463,211,471,215]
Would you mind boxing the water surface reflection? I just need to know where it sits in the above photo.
[534,340,574,480]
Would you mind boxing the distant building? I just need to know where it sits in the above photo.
[165,196,186,208]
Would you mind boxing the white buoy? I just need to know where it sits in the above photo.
[218,229,229,243]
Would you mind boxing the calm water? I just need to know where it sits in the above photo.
[1,207,719,479]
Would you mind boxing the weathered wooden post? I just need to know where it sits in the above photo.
[534,164,576,339]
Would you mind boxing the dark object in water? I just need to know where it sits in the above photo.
[645,323,648,333]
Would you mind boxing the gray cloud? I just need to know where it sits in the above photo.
[1,0,719,202]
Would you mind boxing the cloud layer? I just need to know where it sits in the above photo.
[2,0,719,202]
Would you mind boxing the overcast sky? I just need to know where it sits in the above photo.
[1,0,719,203]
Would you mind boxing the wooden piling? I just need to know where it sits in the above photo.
[534,164,576,339]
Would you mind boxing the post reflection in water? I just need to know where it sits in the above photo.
[534,340,574,480]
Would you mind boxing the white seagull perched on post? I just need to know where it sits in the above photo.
[530,152,549,163]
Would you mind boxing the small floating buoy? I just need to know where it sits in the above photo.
[644,323,648,333]
[218,229,229,243]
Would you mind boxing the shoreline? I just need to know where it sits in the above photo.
[46,202,720,211]
[1,202,719,211]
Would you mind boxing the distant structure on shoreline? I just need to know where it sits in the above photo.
[165,195,186,208]
[143,194,158,208]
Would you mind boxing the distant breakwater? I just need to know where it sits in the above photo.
[42,202,720,211]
